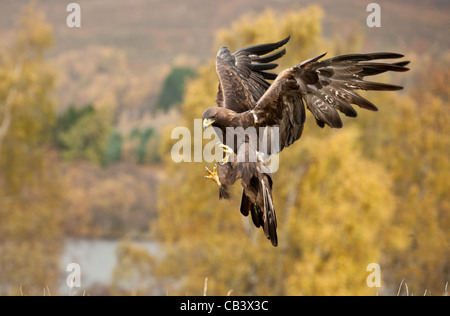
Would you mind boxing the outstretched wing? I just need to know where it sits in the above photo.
[252,52,410,152]
[215,36,290,113]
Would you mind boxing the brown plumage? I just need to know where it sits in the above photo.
[202,36,409,247]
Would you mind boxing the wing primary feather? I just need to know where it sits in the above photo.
[393,61,410,67]
[359,63,410,76]
[259,71,279,80]
[327,52,404,63]
[341,88,379,111]
[236,36,290,56]
[248,62,279,71]
[334,98,358,117]
[365,52,404,59]
[327,53,373,63]
[359,81,404,91]
[253,48,287,63]
[299,52,328,67]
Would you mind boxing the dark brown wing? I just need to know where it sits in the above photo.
[215,36,290,113]
[252,52,410,152]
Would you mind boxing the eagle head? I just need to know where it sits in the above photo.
[202,107,235,131]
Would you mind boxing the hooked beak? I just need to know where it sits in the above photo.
[203,118,215,130]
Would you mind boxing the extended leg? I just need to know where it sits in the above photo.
[204,164,221,187]
[218,144,234,165]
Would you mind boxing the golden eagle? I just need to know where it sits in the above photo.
[202,36,409,246]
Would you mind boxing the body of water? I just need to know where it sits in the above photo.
[59,238,157,295]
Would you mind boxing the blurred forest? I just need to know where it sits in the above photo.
[0,1,449,295]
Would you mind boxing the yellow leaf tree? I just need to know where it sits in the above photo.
[152,6,399,296]
[0,4,64,295]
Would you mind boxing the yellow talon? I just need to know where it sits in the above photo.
[204,164,221,187]
[218,144,234,165]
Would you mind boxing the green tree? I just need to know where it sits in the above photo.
[104,130,123,165]
[0,3,64,295]
[155,67,197,112]
[129,127,160,164]
[57,105,113,165]
[52,104,95,149]
[142,127,161,164]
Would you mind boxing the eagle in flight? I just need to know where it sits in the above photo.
[202,36,409,246]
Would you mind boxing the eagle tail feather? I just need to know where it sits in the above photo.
[240,191,250,216]
[261,177,278,247]
[219,184,231,200]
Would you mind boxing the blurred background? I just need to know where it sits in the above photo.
[0,0,448,296]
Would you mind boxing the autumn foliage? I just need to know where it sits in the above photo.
[151,6,449,295]
[0,4,448,296]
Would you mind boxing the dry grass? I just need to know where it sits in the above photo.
[397,279,449,296]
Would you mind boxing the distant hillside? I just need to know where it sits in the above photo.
[1,0,448,67]
[1,0,448,133]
